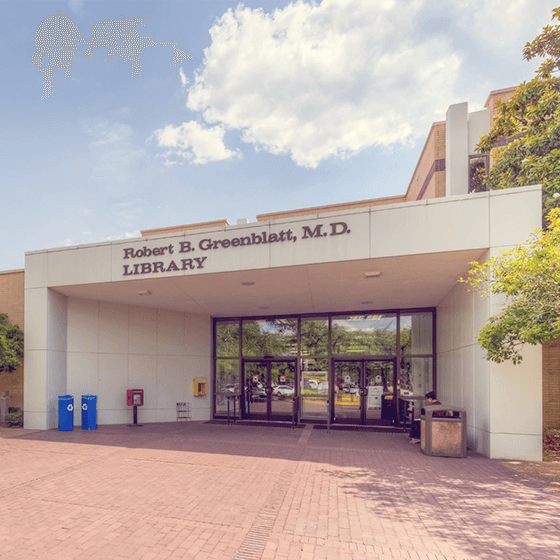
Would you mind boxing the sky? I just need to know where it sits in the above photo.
[1,0,558,271]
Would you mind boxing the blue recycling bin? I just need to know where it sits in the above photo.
[58,395,74,431]
[81,395,97,430]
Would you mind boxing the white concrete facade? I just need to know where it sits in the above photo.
[24,185,543,460]
[446,102,491,197]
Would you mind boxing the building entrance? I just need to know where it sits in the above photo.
[333,359,396,425]
[242,359,296,421]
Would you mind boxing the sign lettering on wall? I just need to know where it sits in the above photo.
[122,221,351,276]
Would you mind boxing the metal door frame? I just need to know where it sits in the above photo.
[241,358,297,421]
[331,357,397,425]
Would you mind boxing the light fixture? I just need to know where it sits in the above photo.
[242,281,255,286]
[364,271,381,278]
[361,301,374,305]
[137,290,151,296]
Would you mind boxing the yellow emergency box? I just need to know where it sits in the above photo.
[193,377,207,396]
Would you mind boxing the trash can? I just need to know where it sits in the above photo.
[58,395,74,431]
[421,405,467,458]
[81,395,97,430]
[381,394,397,424]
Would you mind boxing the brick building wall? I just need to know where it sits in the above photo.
[543,340,560,429]
[0,269,25,409]
[405,121,446,201]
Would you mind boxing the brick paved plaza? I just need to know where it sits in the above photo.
[1,422,559,560]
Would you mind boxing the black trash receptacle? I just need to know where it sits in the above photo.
[381,395,396,424]
[421,405,467,458]
[81,395,97,430]
[58,395,74,431]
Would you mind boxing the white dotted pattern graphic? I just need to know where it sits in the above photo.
[31,14,193,99]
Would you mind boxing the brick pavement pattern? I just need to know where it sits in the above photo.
[1,422,559,560]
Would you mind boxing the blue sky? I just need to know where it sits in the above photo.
[1,0,557,271]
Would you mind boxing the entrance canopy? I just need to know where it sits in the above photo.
[49,249,485,318]
[26,188,536,318]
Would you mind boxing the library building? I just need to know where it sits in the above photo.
[1,87,557,462]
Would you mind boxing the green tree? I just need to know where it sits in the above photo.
[0,313,24,373]
[477,6,560,216]
[461,209,560,364]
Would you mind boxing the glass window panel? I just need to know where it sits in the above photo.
[215,359,240,393]
[331,314,397,355]
[300,358,328,419]
[242,318,297,357]
[215,321,240,357]
[399,357,433,396]
[400,312,433,355]
[301,358,329,396]
[300,317,328,356]
[215,359,240,417]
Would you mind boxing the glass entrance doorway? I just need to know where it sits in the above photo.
[333,359,396,425]
[242,359,296,421]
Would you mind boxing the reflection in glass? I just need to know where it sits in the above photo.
[244,362,268,418]
[301,358,328,396]
[364,361,394,423]
[216,321,240,357]
[331,314,397,355]
[400,312,433,356]
[215,359,240,393]
[301,358,328,419]
[399,357,433,396]
[242,319,297,356]
[215,359,240,417]
[333,361,361,421]
[301,317,328,356]
[270,361,296,420]
[242,361,296,421]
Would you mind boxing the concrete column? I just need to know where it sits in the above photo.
[24,254,68,429]
[446,102,469,197]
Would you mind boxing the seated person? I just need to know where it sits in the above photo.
[409,391,446,443]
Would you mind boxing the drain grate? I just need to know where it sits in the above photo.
[234,425,313,559]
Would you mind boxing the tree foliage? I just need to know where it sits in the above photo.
[477,6,560,215]
[0,313,24,373]
[461,209,560,364]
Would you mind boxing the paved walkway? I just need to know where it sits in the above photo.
[1,422,559,560]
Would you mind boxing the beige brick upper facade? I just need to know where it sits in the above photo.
[0,269,25,409]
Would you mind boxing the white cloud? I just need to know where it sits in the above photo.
[452,0,556,52]
[101,230,141,242]
[82,118,145,194]
[68,0,84,17]
[179,67,189,87]
[156,0,558,169]
[152,121,239,164]
[184,0,461,168]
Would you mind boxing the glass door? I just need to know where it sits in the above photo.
[333,361,362,423]
[242,359,296,421]
[333,359,396,425]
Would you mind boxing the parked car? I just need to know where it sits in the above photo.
[273,385,295,398]
[301,379,318,390]
[317,381,329,395]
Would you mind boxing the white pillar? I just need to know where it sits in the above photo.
[24,252,68,429]
[446,102,469,197]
